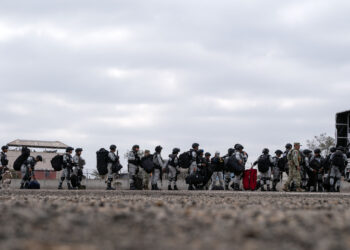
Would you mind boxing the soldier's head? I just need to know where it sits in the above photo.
[155,145,163,154]
[75,148,83,156]
[132,145,140,152]
[330,147,336,153]
[66,147,74,154]
[215,151,220,157]
[192,143,199,151]
[294,143,301,150]
[285,143,292,150]
[144,150,150,156]
[198,149,204,157]
[262,148,269,155]
[110,145,117,153]
[1,145,8,153]
[228,148,235,156]
[36,155,43,162]
[275,150,283,157]
[314,148,321,156]
[205,152,211,159]
[172,148,180,155]
[235,144,244,152]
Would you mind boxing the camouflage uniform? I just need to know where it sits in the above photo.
[283,149,302,191]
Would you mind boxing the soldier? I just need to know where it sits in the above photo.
[141,150,152,190]
[58,147,74,190]
[283,143,303,192]
[128,145,141,190]
[253,148,274,191]
[283,143,292,176]
[0,146,9,188]
[106,145,119,190]
[168,148,180,190]
[152,145,166,190]
[72,148,85,189]
[188,143,200,190]
[272,150,284,191]
[201,152,212,190]
[210,151,224,190]
[232,144,247,191]
[309,148,325,192]
[301,149,312,191]
[20,155,43,189]
[223,148,235,190]
[329,146,348,192]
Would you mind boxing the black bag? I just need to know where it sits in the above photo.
[179,151,192,169]
[276,157,285,171]
[51,155,63,171]
[310,158,321,171]
[332,151,346,169]
[13,147,30,171]
[28,180,40,189]
[112,163,123,173]
[185,173,204,185]
[141,156,155,174]
[1,157,8,166]
[226,155,244,174]
[96,148,109,175]
[258,155,271,173]
[212,185,224,191]
[71,174,79,188]
[134,176,143,190]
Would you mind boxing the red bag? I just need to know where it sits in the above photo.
[243,168,257,191]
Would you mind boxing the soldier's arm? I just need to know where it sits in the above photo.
[292,151,300,167]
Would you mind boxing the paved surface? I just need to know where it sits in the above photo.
[1,190,350,250]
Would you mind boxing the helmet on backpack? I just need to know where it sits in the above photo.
[36,155,43,162]
[172,148,180,154]
[155,145,163,153]
[66,147,74,153]
[262,148,269,154]
[285,143,292,149]
[314,148,321,154]
[275,150,283,155]
[192,143,199,149]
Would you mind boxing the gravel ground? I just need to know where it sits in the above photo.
[1,190,350,250]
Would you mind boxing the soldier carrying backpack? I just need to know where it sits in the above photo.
[253,148,274,191]
[329,146,348,192]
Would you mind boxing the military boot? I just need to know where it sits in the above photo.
[58,183,63,190]
[261,186,266,192]
[267,185,271,192]
[155,184,160,190]
[130,184,136,190]
[282,184,289,192]
[20,183,25,189]
[225,185,229,191]
[188,185,194,190]
[296,187,304,192]
[168,185,172,190]
[174,185,179,190]
[67,183,73,190]
[272,184,277,192]
[106,181,115,190]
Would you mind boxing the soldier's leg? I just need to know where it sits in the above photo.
[224,172,231,190]
[58,168,67,189]
[152,169,160,190]
[266,169,271,191]
[66,168,72,189]
[218,172,224,188]
[188,162,196,190]
[128,164,137,190]
[329,166,336,190]
[106,164,115,190]
[335,167,342,192]
[210,172,218,190]
[20,165,28,189]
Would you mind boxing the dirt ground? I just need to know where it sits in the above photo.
[1,190,350,250]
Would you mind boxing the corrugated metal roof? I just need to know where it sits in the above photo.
[7,139,69,149]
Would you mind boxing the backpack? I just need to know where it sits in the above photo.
[112,162,123,173]
[133,176,143,190]
[141,155,155,174]
[71,174,79,188]
[212,185,224,191]
[226,155,244,174]
[179,151,192,169]
[96,148,109,175]
[276,157,285,171]
[51,155,63,171]
[258,155,271,173]
[13,147,30,171]
[309,158,322,171]
[185,173,204,185]
[28,180,40,189]
[332,151,346,169]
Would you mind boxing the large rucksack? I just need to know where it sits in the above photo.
[258,155,271,173]
[51,155,63,171]
[179,151,192,169]
[133,176,143,190]
[185,172,204,185]
[226,155,244,174]
[96,148,109,175]
[310,158,322,171]
[112,162,123,173]
[28,180,40,189]
[332,151,346,170]
[141,155,155,174]
[13,147,30,171]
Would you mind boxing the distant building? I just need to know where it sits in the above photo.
[7,139,69,180]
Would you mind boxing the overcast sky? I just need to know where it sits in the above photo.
[0,0,349,171]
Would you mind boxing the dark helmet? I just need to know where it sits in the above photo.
[75,148,83,153]
[235,144,244,150]
[155,145,163,153]
[110,145,117,151]
[36,155,43,162]
[228,148,235,155]
[66,147,74,152]
[275,150,283,155]
[303,149,312,155]
[132,145,140,151]
[172,148,180,154]
[205,152,211,157]
[198,149,204,155]
[1,145,8,151]
[192,143,199,149]
[285,143,292,149]
[262,148,269,154]
[314,148,321,154]
[330,147,337,153]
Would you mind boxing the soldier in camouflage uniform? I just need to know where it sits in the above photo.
[283,143,303,192]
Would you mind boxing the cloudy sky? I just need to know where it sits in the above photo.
[0,0,349,170]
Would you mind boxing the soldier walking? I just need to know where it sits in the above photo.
[283,142,304,192]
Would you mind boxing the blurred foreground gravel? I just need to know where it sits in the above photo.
[1,190,350,250]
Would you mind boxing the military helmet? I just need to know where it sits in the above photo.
[314,148,321,154]
[1,145,8,151]
[36,155,43,162]
[262,148,269,154]
[192,143,200,149]
[75,148,83,153]
[172,148,180,154]
[205,152,211,157]
[155,145,163,153]
[110,145,117,150]
[330,147,337,153]
[275,150,283,155]
[303,149,312,155]
[235,144,244,150]
[285,143,292,149]
[66,147,74,152]
[228,148,235,155]
[198,149,204,155]
[132,145,140,151]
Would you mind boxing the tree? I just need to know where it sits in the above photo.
[90,169,105,180]
[306,133,335,155]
